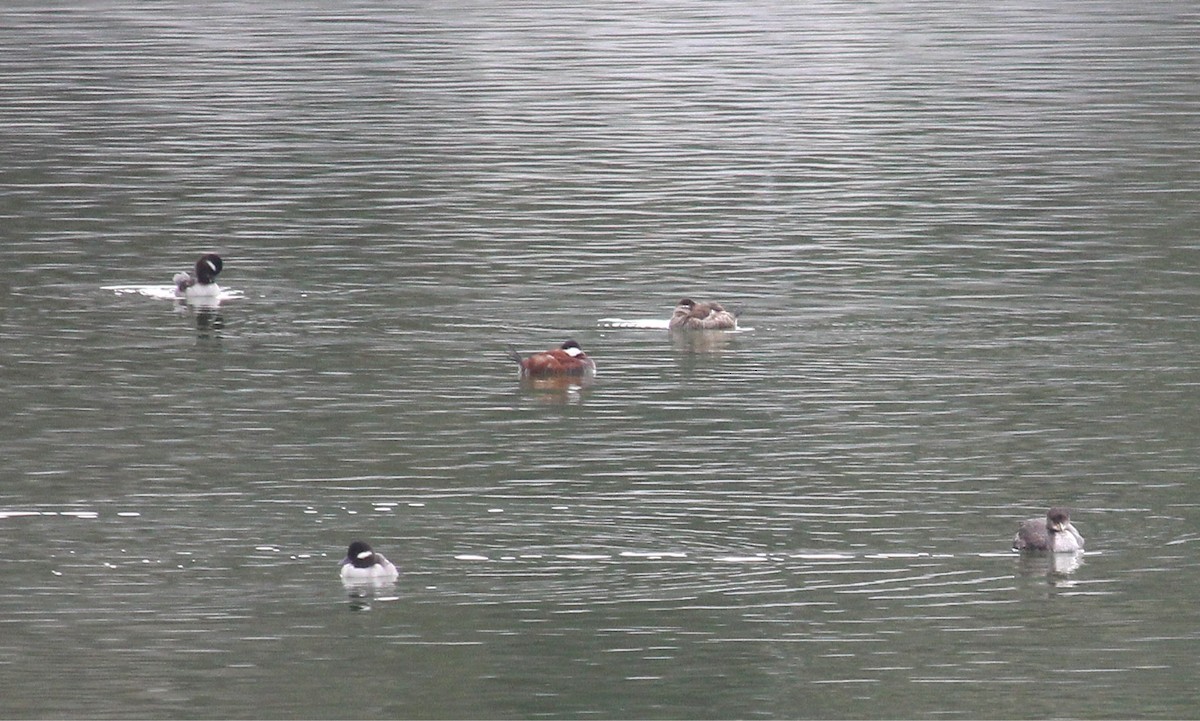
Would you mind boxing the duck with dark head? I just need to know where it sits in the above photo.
[1012,507,1085,553]
[340,540,398,581]
[507,339,596,378]
[173,253,223,303]
[668,298,739,330]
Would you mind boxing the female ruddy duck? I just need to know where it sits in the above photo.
[340,540,398,581]
[1012,507,1085,553]
[173,253,223,301]
[668,298,739,330]
[507,339,597,378]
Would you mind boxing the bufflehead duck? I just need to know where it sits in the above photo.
[340,540,398,581]
[507,339,597,378]
[1012,507,1085,553]
[668,298,739,330]
[173,253,223,301]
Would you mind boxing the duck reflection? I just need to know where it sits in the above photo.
[342,576,400,613]
[1015,550,1085,587]
[669,328,735,354]
[515,374,594,405]
[177,305,224,349]
[346,587,373,611]
[193,307,224,337]
[344,583,398,612]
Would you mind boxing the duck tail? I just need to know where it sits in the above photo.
[506,345,524,365]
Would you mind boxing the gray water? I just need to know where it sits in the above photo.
[2,1,1199,718]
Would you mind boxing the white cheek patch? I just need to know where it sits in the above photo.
[357,551,373,560]
[565,347,583,357]
[205,260,218,272]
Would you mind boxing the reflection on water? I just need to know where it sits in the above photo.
[190,307,224,337]
[1015,551,1087,587]
[2,0,1199,718]
[345,588,403,613]
[669,328,738,355]
[515,375,594,405]
[344,577,401,612]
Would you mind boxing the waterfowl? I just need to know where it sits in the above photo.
[1012,507,1085,553]
[339,540,398,581]
[173,253,223,301]
[507,339,596,378]
[668,298,739,330]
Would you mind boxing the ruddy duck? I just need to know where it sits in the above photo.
[173,253,223,301]
[340,540,398,581]
[668,298,739,330]
[508,339,597,377]
[1012,507,1085,553]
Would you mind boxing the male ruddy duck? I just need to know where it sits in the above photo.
[668,298,739,330]
[508,339,596,378]
[1012,507,1085,553]
[173,253,223,301]
[340,540,398,581]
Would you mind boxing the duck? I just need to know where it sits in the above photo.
[507,339,597,378]
[173,253,223,302]
[1012,507,1085,553]
[668,298,739,330]
[339,540,398,581]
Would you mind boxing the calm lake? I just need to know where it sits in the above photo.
[2,0,1199,718]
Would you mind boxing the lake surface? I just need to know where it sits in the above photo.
[2,1,1199,718]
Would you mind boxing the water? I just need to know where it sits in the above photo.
[2,0,1199,718]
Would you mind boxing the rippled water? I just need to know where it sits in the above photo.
[2,0,1199,718]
